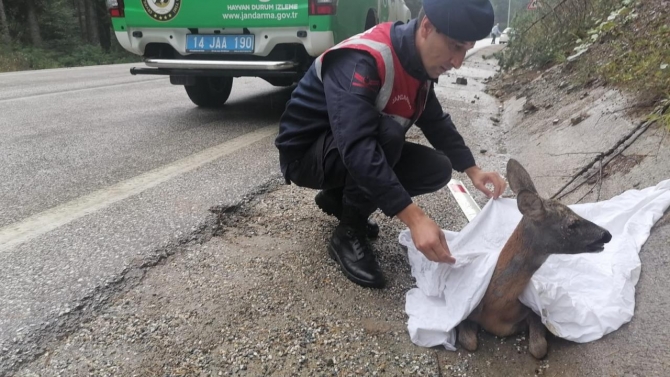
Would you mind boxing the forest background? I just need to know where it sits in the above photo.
[0,0,530,72]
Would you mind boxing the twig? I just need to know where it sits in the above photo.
[606,100,657,115]
[553,154,604,200]
[605,350,618,358]
[655,127,668,161]
[556,124,652,201]
[435,351,443,377]
[575,184,596,204]
[592,112,604,130]
[552,104,669,200]
[520,0,572,36]
[548,151,602,156]
[534,174,576,178]
[596,158,603,202]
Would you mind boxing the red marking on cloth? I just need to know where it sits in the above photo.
[352,72,380,90]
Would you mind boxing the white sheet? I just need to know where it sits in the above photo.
[400,179,670,351]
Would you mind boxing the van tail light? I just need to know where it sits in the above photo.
[309,0,337,15]
[106,0,125,18]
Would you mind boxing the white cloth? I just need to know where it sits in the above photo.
[400,179,670,351]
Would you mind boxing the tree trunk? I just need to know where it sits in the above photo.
[96,0,111,51]
[84,0,99,44]
[26,0,42,46]
[0,0,11,45]
[87,0,99,44]
[76,0,87,41]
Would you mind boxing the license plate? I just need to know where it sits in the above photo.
[186,34,255,53]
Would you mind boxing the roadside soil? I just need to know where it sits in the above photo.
[15,46,670,377]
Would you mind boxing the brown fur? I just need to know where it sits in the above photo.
[457,159,612,359]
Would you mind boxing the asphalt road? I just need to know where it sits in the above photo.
[0,63,291,373]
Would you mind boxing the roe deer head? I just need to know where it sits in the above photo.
[457,158,612,359]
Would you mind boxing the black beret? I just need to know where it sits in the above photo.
[423,0,495,42]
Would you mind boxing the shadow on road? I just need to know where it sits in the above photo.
[179,86,296,126]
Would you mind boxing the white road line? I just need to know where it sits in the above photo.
[0,62,140,77]
[0,77,165,103]
[0,126,277,253]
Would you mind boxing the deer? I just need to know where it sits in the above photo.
[457,159,612,359]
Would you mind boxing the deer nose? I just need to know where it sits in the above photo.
[600,231,612,244]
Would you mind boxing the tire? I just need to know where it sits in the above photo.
[184,76,234,108]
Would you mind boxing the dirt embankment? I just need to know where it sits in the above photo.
[487,54,670,203]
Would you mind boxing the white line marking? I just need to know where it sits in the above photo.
[0,62,140,77]
[0,126,277,253]
[0,78,165,103]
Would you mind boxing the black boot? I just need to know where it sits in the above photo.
[315,189,380,238]
[328,205,385,288]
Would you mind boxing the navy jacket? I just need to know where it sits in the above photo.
[275,19,476,217]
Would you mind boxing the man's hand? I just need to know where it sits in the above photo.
[397,204,456,264]
[465,166,507,199]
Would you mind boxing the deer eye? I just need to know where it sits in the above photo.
[568,219,580,229]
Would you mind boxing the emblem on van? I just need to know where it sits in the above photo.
[142,0,182,22]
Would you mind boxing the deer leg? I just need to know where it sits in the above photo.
[527,312,547,359]
[457,320,479,352]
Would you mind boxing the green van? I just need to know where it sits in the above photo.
[107,0,412,107]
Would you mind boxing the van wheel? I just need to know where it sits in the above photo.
[185,77,234,108]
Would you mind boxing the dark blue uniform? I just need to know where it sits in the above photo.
[275,20,476,217]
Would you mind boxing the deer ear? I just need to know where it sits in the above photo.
[506,159,538,194]
[517,190,546,221]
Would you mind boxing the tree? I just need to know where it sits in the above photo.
[76,0,87,41]
[0,0,10,45]
[403,0,528,28]
[405,0,422,17]
[490,0,531,28]
[25,0,42,46]
[96,0,112,51]
[85,0,99,44]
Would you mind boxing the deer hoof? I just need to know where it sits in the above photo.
[457,322,478,352]
[529,336,547,359]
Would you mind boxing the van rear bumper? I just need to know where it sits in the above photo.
[143,58,298,71]
[129,59,302,80]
